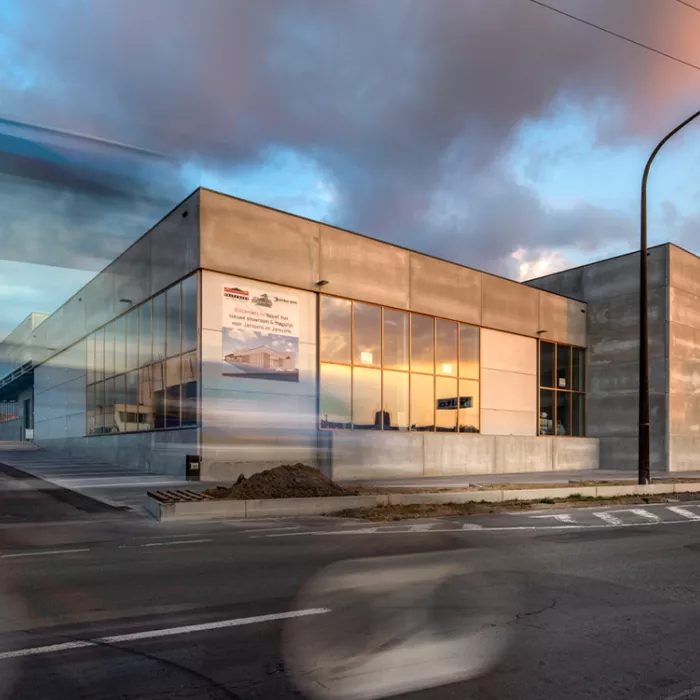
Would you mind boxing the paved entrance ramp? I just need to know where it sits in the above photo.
[0,442,191,515]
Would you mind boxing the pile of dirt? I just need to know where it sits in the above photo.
[203,463,357,500]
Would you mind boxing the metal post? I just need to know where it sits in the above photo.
[639,109,700,485]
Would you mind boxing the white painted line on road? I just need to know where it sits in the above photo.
[408,523,434,532]
[0,641,93,659]
[531,513,576,523]
[0,608,330,662]
[239,526,302,533]
[1,548,90,559]
[629,509,661,522]
[667,506,700,520]
[461,523,483,530]
[593,512,624,526]
[143,539,212,547]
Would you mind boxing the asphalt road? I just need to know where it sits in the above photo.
[2,471,700,700]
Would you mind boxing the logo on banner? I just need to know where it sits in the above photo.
[224,287,249,300]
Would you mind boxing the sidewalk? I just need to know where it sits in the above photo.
[342,468,700,489]
[0,444,193,516]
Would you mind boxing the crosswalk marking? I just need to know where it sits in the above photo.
[531,513,575,523]
[667,506,700,521]
[629,509,661,522]
[593,512,624,526]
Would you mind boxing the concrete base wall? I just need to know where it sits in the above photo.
[325,433,599,481]
[35,428,199,477]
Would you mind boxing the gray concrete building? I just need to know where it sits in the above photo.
[0,188,612,480]
[528,243,700,473]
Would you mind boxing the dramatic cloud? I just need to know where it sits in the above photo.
[1,0,700,281]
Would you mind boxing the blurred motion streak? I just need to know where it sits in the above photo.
[283,549,520,700]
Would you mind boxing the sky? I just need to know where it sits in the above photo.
[1,0,700,340]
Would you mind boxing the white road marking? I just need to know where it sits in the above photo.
[461,523,483,530]
[239,526,302,533]
[0,608,331,662]
[143,539,212,547]
[592,512,624,526]
[1,548,90,559]
[629,508,661,522]
[531,513,576,523]
[660,683,700,700]
[408,523,434,532]
[667,506,700,520]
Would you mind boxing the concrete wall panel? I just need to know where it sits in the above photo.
[494,435,553,473]
[587,393,666,438]
[481,329,536,375]
[423,434,496,476]
[588,357,667,396]
[481,276,540,337]
[587,286,667,365]
[330,431,424,481]
[670,286,700,330]
[669,435,700,471]
[481,369,536,413]
[320,225,410,309]
[409,255,481,325]
[538,293,587,347]
[481,409,536,436]
[552,438,599,471]
[669,245,700,299]
[581,246,667,301]
[200,189,319,291]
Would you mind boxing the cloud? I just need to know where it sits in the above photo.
[1,0,699,279]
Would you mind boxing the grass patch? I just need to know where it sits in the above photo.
[337,493,676,521]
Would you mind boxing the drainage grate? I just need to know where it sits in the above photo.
[147,489,214,504]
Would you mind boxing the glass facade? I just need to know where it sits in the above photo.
[538,341,586,436]
[86,273,199,435]
[320,296,480,433]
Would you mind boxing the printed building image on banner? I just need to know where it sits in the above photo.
[222,283,300,382]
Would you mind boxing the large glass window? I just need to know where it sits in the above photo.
[540,342,555,388]
[139,301,152,366]
[166,285,181,359]
[320,296,481,435]
[436,320,458,377]
[538,341,585,437]
[410,373,434,431]
[382,371,409,431]
[114,316,126,377]
[436,376,458,432]
[320,363,351,429]
[459,325,479,379]
[153,293,166,361]
[459,379,480,433]
[126,310,138,372]
[181,274,198,353]
[86,273,199,436]
[383,308,409,371]
[353,303,381,368]
[411,314,434,374]
[352,367,381,429]
[320,297,351,364]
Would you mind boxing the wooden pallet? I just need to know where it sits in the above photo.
[147,489,214,504]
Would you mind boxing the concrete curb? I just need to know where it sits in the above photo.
[148,495,389,521]
[146,482,700,521]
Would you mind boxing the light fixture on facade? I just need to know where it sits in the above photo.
[536,329,547,335]
[316,280,329,287]
[119,298,133,304]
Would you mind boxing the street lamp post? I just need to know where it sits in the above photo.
[639,108,700,485]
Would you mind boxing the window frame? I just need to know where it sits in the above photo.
[537,340,586,437]
[85,272,199,437]
[318,294,481,434]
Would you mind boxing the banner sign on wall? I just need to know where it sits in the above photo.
[222,283,300,382]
